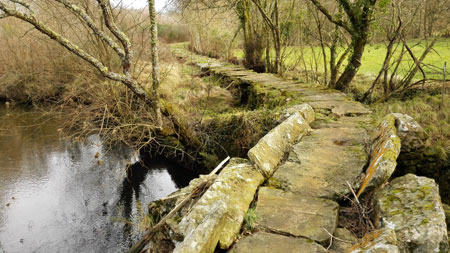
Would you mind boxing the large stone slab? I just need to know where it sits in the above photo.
[177,158,264,249]
[229,232,327,253]
[374,174,449,252]
[307,100,372,116]
[247,109,312,178]
[255,187,339,243]
[271,126,368,200]
[357,114,401,196]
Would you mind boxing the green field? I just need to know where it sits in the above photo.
[234,38,450,80]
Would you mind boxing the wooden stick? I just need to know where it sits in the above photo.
[127,156,230,253]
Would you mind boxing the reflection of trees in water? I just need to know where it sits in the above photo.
[119,161,149,219]
[117,156,199,242]
[0,108,61,181]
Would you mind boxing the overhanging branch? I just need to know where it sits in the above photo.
[54,0,126,60]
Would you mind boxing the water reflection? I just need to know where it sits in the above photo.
[0,105,198,252]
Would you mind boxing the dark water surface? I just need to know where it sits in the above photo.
[0,106,197,252]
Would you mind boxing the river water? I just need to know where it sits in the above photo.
[0,105,197,252]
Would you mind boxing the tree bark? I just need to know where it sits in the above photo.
[148,0,163,128]
[335,34,366,91]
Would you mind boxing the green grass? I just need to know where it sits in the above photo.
[233,38,450,80]
[243,208,258,231]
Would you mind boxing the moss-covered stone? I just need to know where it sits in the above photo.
[247,109,312,179]
[374,174,449,252]
[176,158,264,249]
[358,114,401,196]
[255,187,339,243]
[272,125,368,200]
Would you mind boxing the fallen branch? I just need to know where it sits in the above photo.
[127,156,230,253]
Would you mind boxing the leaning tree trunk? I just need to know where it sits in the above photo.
[335,33,367,91]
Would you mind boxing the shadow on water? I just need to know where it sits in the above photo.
[0,105,199,252]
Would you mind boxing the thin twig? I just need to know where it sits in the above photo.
[346,180,361,206]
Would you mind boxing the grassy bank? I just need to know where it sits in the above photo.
[233,38,450,80]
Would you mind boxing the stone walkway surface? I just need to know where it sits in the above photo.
[171,46,377,252]
[170,46,448,253]
[233,118,370,252]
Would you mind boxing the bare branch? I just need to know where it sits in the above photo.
[53,0,126,60]
[250,0,275,30]
[96,0,132,74]
[337,0,356,25]
[309,0,351,33]
[0,1,150,104]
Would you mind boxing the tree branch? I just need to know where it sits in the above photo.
[0,1,151,104]
[337,0,357,26]
[54,0,126,60]
[309,0,351,33]
[250,0,275,30]
[96,0,132,74]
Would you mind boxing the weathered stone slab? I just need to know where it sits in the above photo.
[174,202,226,253]
[357,114,401,196]
[229,232,327,253]
[307,100,372,116]
[247,110,311,178]
[177,158,264,249]
[329,228,359,253]
[374,174,449,252]
[271,127,368,200]
[350,228,399,253]
[255,187,339,243]
[302,92,349,102]
[311,115,373,130]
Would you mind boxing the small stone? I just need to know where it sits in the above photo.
[391,113,425,152]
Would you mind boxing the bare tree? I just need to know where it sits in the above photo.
[309,0,378,91]
[250,0,281,73]
[0,0,160,120]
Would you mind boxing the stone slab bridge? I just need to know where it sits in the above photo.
[161,46,449,253]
